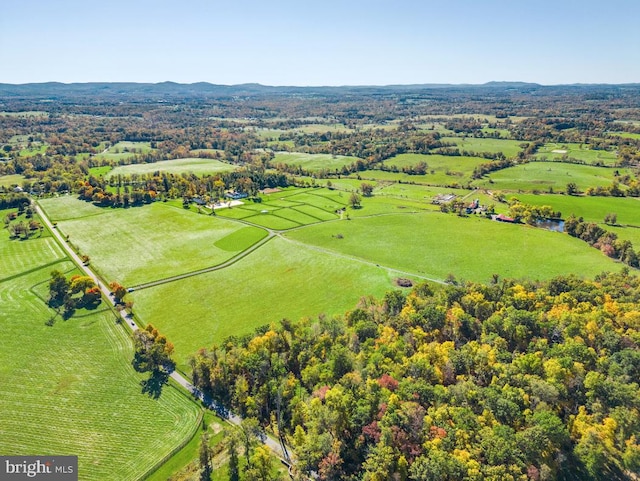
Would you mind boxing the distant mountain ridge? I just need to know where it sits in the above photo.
[0,81,638,100]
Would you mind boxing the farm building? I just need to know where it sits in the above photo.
[432,193,456,204]
[492,213,516,223]
[225,191,249,200]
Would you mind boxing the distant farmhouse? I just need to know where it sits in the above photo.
[225,191,249,200]
[432,193,456,205]
[492,213,516,223]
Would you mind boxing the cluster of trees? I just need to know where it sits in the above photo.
[0,193,30,210]
[507,200,561,225]
[132,324,175,374]
[381,160,429,176]
[275,129,449,164]
[473,158,517,179]
[565,215,640,267]
[48,271,100,319]
[75,169,290,209]
[190,273,640,480]
[583,179,640,198]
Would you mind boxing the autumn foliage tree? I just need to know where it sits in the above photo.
[132,324,175,373]
[191,272,640,480]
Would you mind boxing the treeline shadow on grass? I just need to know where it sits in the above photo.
[140,370,169,399]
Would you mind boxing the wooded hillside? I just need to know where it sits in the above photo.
[192,272,640,480]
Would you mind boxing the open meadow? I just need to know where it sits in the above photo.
[440,136,524,158]
[93,141,154,161]
[381,153,486,185]
[131,236,406,369]
[511,193,640,226]
[105,157,237,177]
[39,198,267,286]
[535,142,619,165]
[0,215,200,481]
[216,187,345,228]
[0,174,26,188]
[271,151,361,171]
[474,161,627,191]
[284,211,621,284]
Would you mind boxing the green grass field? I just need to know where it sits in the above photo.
[39,198,268,286]
[38,194,106,221]
[381,153,486,185]
[131,236,405,369]
[535,143,619,165]
[93,141,154,161]
[216,188,345,229]
[285,212,621,284]
[272,152,361,171]
[440,137,524,158]
[609,131,640,140]
[510,193,640,226]
[474,162,626,191]
[0,174,26,188]
[105,158,237,178]
[0,219,200,480]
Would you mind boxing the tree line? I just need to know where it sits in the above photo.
[190,272,640,480]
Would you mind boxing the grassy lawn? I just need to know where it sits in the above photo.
[217,188,344,229]
[474,162,626,192]
[511,193,640,226]
[39,198,268,286]
[105,158,237,177]
[535,143,619,165]
[375,183,470,203]
[609,131,640,140]
[0,208,67,281]
[441,136,524,158]
[39,194,106,221]
[147,412,225,481]
[0,174,26,188]
[0,237,200,480]
[380,153,486,185]
[89,165,112,177]
[131,237,406,369]
[272,152,361,171]
[94,141,154,161]
[285,212,621,284]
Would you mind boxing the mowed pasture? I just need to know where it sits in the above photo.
[94,141,154,161]
[216,187,345,229]
[440,137,524,158]
[0,266,200,481]
[474,162,626,191]
[39,198,267,286]
[131,236,406,369]
[284,212,621,284]
[512,194,640,226]
[381,153,487,185]
[106,157,237,177]
[536,143,619,165]
[0,174,25,188]
[271,152,361,171]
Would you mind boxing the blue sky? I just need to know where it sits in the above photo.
[1,0,638,85]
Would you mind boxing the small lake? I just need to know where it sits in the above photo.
[536,219,564,232]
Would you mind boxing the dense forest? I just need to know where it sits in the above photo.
[191,272,640,480]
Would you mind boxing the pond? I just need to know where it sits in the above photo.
[536,219,565,232]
